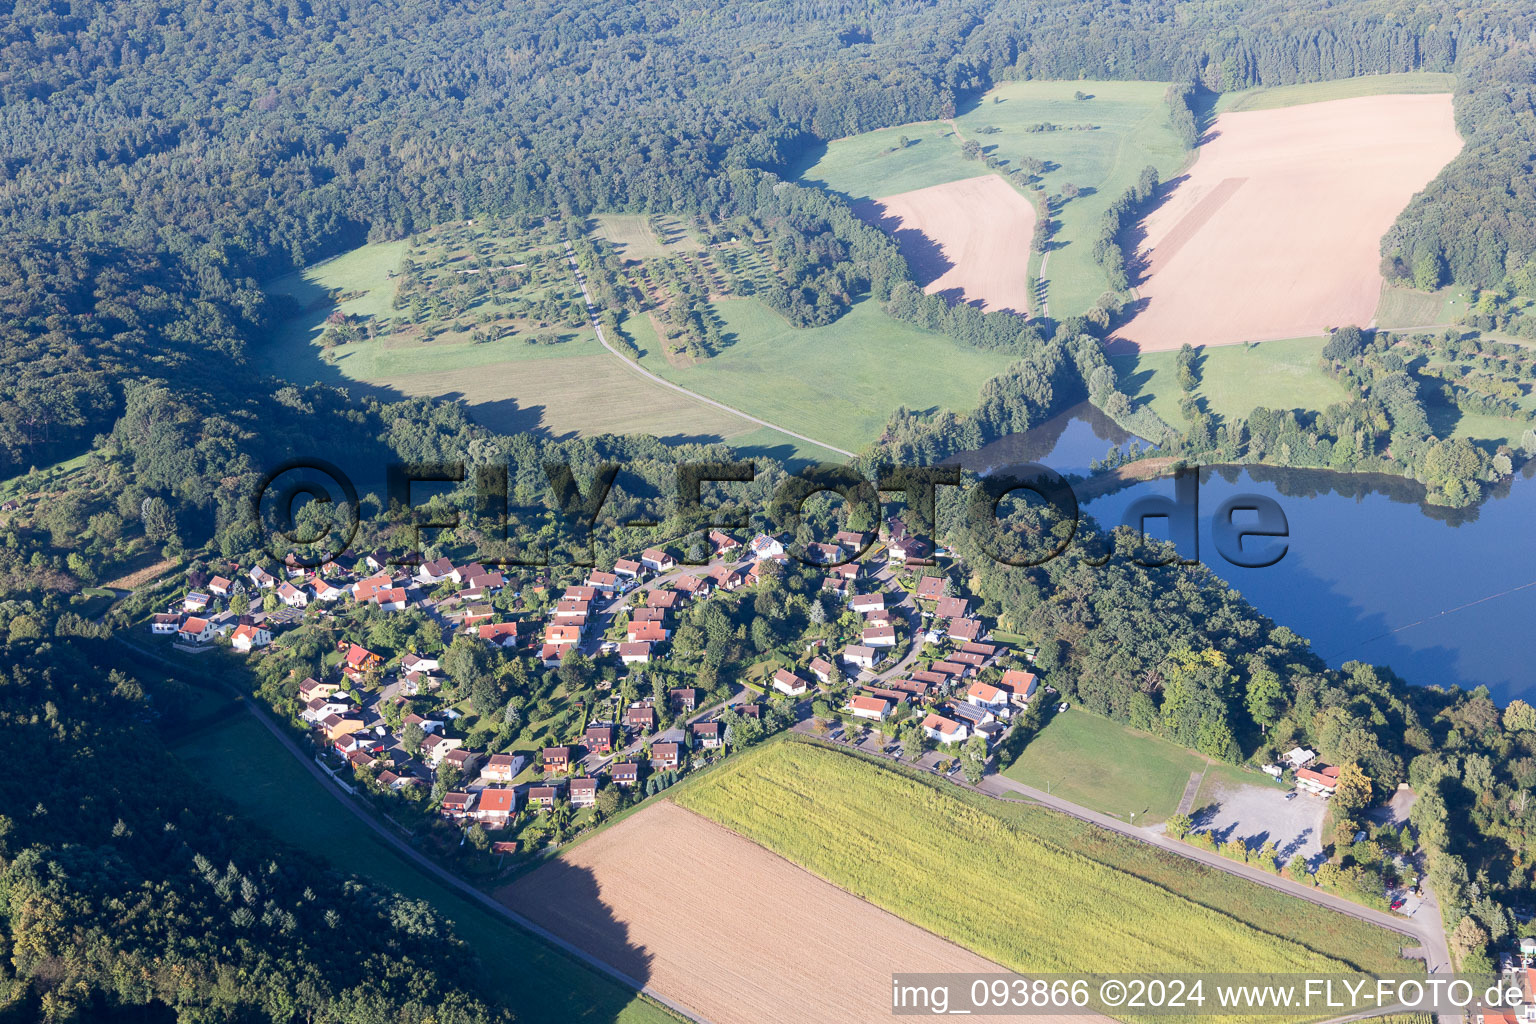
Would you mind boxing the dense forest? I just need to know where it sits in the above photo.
[9,0,1536,1015]
[0,606,511,1022]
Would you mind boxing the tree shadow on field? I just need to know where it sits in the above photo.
[855,199,956,291]
[1122,173,1190,288]
[500,859,659,1023]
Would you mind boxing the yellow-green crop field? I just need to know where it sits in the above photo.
[674,740,1371,976]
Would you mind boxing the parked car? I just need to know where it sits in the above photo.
[1390,898,1406,911]
[1057,702,1069,713]
[1285,791,1298,800]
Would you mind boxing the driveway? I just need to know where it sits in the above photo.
[1192,774,1327,867]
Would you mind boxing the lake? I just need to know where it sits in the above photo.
[977,412,1536,703]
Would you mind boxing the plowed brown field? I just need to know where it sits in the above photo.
[859,175,1037,315]
[1112,93,1461,351]
[500,800,1106,1023]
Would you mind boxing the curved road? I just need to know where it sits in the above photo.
[562,242,855,459]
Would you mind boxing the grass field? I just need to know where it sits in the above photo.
[799,81,1187,319]
[592,214,701,260]
[1374,284,1469,329]
[170,714,675,1024]
[1004,710,1210,824]
[1216,72,1458,113]
[1111,336,1350,425]
[636,297,1013,453]
[674,740,1385,977]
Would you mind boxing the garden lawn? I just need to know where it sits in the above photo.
[637,297,1013,453]
[169,714,676,1024]
[1003,709,1210,824]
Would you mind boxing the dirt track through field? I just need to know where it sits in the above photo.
[501,800,1108,1023]
[859,175,1036,315]
[1111,93,1461,352]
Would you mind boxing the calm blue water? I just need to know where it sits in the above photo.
[1082,463,1536,702]
[950,402,1145,477]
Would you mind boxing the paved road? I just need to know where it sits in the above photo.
[123,636,709,1024]
[978,772,1454,977]
[562,241,855,458]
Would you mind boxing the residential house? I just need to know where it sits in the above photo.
[177,616,215,644]
[585,724,617,755]
[959,641,998,659]
[610,762,640,787]
[912,670,948,688]
[709,564,745,591]
[402,653,441,675]
[619,641,652,664]
[231,623,272,652]
[477,622,519,647]
[631,606,666,623]
[342,643,383,680]
[208,576,234,597]
[417,556,455,584]
[862,625,897,647]
[491,840,520,854]
[554,598,589,619]
[472,788,516,828]
[675,574,711,598]
[588,570,618,592]
[564,585,598,602]
[373,586,408,612]
[935,596,969,619]
[750,534,784,559]
[951,651,987,670]
[930,659,970,679]
[808,657,834,685]
[848,695,892,721]
[822,576,848,596]
[841,645,882,671]
[1296,764,1341,797]
[709,531,740,556]
[440,791,476,820]
[302,695,352,723]
[421,734,464,768]
[641,548,676,572]
[807,541,843,565]
[312,577,346,602]
[481,753,527,783]
[320,712,366,743]
[570,777,598,808]
[669,687,699,712]
[545,623,583,648]
[885,518,932,563]
[450,563,487,586]
[948,618,983,643]
[772,669,809,696]
[849,593,885,615]
[735,703,761,719]
[298,677,338,702]
[916,575,948,601]
[352,572,394,603]
[829,562,860,581]
[467,571,504,593]
[627,620,668,644]
[922,713,968,744]
[691,721,722,748]
[999,669,1039,705]
[543,746,572,773]
[647,589,682,611]
[443,748,481,775]
[249,565,277,589]
[528,783,562,810]
[624,704,657,732]
[833,530,867,550]
[150,613,181,635]
[276,581,308,608]
[650,742,682,769]
[183,592,210,613]
[950,701,994,727]
[614,558,643,578]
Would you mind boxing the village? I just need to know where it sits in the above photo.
[146,516,1048,863]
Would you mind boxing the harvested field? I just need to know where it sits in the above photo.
[859,175,1035,315]
[1112,93,1461,352]
[500,800,1087,1024]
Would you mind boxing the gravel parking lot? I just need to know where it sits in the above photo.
[1192,776,1328,867]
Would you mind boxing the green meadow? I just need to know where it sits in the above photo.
[636,297,1015,454]
[1111,337,1351,425]
[1215,72,1457,113]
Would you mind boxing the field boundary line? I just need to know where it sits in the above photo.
[562,240,856,458]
